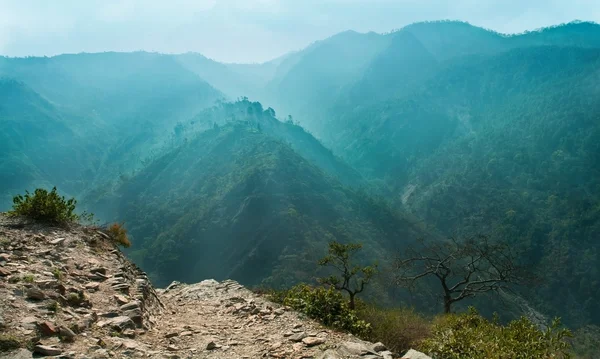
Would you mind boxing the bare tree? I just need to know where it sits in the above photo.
[396,235,521,313]
[319,241,377,310]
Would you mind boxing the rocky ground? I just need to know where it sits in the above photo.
[0,214,429,359]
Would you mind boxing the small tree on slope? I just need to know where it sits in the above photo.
[318,241,377,310]
[395,234,522,314]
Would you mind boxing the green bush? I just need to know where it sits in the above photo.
[357,305,431,353]
[0,334,21,352]
[9,187,79,225]
[419,307,572,359]
[270,283,371,336]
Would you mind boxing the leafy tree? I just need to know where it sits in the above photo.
[318,241,377,310]
[396,235,522,313]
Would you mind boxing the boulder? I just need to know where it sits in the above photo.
[33,345,62,356]
[372,342,387,352]
[26,287,45,300]
[402,349,432,359]
[110,316,136,331]
[338,341,377,356]
[302,336,326,347]
[37,321,58,336]
[288,332,308,342]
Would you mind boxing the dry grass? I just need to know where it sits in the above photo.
[107,223,131,248]
[357,305,431,353]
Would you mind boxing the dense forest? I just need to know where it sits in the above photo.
[1,20,599,348]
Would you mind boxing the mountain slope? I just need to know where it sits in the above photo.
[322,45,600,326]
[0,79,104,208]
[0,53,225,203]
[101,123,429,291]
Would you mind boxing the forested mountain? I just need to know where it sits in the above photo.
[94,120,429,293]
[1,19,600,337]
[0,79,105,208]
[323,45,600,325]
[0,52,224,204]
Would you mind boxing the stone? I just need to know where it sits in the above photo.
[0,315,5,329]
[0,349,33,359]
[110,316,135,331]
[273,308,285,315]
[402,349,432,359]
[96,231,110,240]
[165,332,179,338]
[122,308,143,327]
[179,331,193,336]
[114,294,129,305]
[372,342,387,352]
[167,345,179,352]
[38,321,58,336]
[98,311,120,318]
[90,267,107,275]
[338,341,376,356]
[122,329,136,338]
[85,282,101,290]
[59,326,76,341]
[33,345,62,356]
[302,336,326,347]
[317,350,342,359]
[50,238,65,245]
[0,267,10,276]
[26,287,45,300]
[381,351,394,359]
[288,332,308,342]
[21,316,38,330]
[120,301,140,311]
[112,283,130,291]
[206,341,217,350]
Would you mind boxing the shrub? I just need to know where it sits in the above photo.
[52,268,63,281]
[9,187,79,225]
[357,305,431,353]
[0,334,21,352]
[270,283,371,336]
[419,307,572,359]
[107,223,131,248]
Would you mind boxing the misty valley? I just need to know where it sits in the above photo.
[1,20,600,357]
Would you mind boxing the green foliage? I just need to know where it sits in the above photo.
[270,283,371,336]
[21,274,34,283]
[52,268,63,281]
[0,334,21,352]
[420,307,572,359]
[9,187,79,225]
[46,300,60,313]
[357,305,431,353]
[318,241,377,309]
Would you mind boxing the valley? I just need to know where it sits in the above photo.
[1,20,600,356]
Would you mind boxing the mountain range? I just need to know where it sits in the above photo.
[1,20,599,329]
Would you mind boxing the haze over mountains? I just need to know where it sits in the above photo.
[1,20,599,332]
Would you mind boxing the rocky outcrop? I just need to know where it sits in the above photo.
[0,213,430,358]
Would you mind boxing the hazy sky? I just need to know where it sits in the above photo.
[0,0,598,63]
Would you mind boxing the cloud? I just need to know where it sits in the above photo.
[0,0,598,62]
